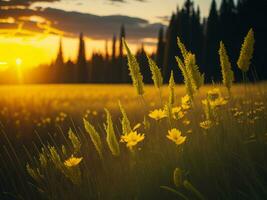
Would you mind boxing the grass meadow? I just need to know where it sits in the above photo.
[0,83,267,200]
[1,31,267,200]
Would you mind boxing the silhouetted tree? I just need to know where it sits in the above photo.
[112,34,117,63]
[2,0,267,84]
[119,25,125,58]
[104,40,110,82]
[204,0,220,82]
[54,38,64,83]
[119,25,128,83]
[136,44,151,83]
[163,1,200,83]
[110,34,119,83]
[163,13,177,83]
[76,33,88,83]
[55,38,64,68]
[156,26,165,69]
[191,5,204,66]
[91,52,105,83]
[65,59,75,83]
[105,40,109,61]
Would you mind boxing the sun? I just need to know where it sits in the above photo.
[16,58,23,66]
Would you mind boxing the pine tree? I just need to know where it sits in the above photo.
[65,59,75,83]
[204,0,220,82]
[119,25,128,83]
[55,38,64,68]
[156,27,165,69]
[219,0,236,43]
[219,0,238,81]
[111,34,119,83]
[163,13,177,83]
[76,33,88,83]
[136,44,150,83]
[104,40,110,83]
[119,25,125,58]
[55,38,64,83]
[191,5,204,66]
[112,34,117,62]
[105,40,109,61]
[184,0,193,47]
[91,52,105,83]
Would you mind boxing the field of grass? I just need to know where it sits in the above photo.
[0,83,267,200]
[1,31,266,200]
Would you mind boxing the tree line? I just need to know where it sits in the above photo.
[0,0,266,84]
[161,0,267,83]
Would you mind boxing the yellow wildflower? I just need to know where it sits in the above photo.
[255,101,264,106]
[181,95,191,110]
[210,98,228,108]
[173,111,185,120]
[187,129,193,134]
[148,109,167,120]
[205,88,228,108]
[167,128,186,145]
[172,106,182,113]
[64,155,83,167]
[172,106,184,120]
[59,112,67,117]
[207,88,220,101]
[183,120,190,125]
[199,120,213,130]
[120,131,145,150]
[233,111,244,118]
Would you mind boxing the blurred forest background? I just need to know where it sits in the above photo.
[0,0,266,84]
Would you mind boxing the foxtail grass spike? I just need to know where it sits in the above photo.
[122,38,145,96]
[176,43,204,101]
[176,56,195,101]
[177,37,188,61]
[146,54,163,89]
[184,53,204,91]
[237,28,255,72]
[26,164,44,182]
[168,71,175,106]
[83,118,103,159]
[118,101,131,135]
[219,41,234,92]
[68,128,81,154]
[104,109,120,156]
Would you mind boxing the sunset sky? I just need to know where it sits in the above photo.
[0,0,220,69]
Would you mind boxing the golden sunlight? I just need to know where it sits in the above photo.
[0,34,155,71]
[16,58,23,66]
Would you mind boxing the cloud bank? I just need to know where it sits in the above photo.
[0,0,59,7]
[0,6,164,43]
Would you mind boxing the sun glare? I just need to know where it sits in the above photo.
[16,58,22,66]
[0,61,7,65]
